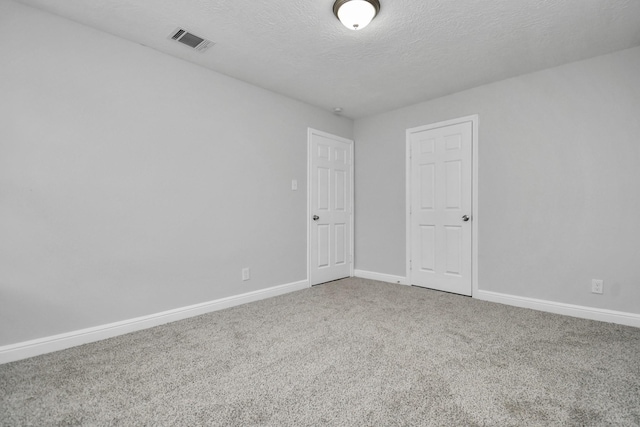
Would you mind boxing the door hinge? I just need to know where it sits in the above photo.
[409,259,412,270]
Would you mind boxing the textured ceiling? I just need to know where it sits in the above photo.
[13,0,640,118]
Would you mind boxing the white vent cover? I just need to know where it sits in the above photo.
[169,28,214,52]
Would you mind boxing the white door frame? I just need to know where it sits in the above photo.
[405,115,479,296]
[307,128,355,285]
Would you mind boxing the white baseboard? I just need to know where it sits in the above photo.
[0,280,309,365]
[354,270,408,285]
[353,272,639,328]
[475,290,640,328]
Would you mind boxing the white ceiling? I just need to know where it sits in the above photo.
[14,0,640,118]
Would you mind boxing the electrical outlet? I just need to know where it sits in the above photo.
[242,268,250,281]
[591,279,604,294]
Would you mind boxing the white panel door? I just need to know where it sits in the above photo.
[309,129,353,286]
[409,121,473,295]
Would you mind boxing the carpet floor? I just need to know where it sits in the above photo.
[1,278,639,426]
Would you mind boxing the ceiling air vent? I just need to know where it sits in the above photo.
[169,28,214,52]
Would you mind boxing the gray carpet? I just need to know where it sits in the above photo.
[1,278,639,426]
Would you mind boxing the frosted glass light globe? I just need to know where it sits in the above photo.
[337,0,377,30]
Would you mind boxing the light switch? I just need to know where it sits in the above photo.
[292,179,298,191]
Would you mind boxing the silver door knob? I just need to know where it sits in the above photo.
[462,215,470,222]
[313,215,319,221]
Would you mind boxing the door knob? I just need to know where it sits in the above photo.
[462,215,470,222]
[313,215,320,221]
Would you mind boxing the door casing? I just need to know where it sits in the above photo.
[405,115,479,296]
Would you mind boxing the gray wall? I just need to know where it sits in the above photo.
[0,1,352,346]
[354,46,640,314]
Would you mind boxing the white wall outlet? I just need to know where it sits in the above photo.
[291,179,298,191]
[242,268,250,281]
[591,279,604,294]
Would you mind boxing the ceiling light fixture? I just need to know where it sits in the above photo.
[333,0,380,31]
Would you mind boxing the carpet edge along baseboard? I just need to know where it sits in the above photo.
[0,280,310,364]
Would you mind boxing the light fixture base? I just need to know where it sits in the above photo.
[333,0,381,30]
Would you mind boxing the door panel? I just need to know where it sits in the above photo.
[409,121,473,296]
[420,225,436,272]
[420,164,435,209]
[317,224,330,268]
[309,130,353,285]
[318,168,330,210]
[334,169,346,211]
[444,226,462,275]
[335,223,347,265]
[445,160,462,208]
